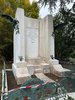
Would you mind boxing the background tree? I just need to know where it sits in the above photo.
[38,0,74,12]
[0,0,17,61]
[19,0,39,18]
[0,0,39,61]
[54,6,75,60]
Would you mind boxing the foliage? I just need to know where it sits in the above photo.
[38,0,74,12]
[0,0,39,61]
[20,0,39,18]
[0,18,13,61]
[68,96,74,100]
[28,2,39,18]
[0,0,18,61]
[54,6,75,60]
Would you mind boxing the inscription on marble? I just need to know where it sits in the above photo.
[27,28,38,43]
[26,28,38,58]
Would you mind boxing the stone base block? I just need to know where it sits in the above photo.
[12,63,31,84]
[27,63,50,74]
[41,63,50,73]
[27,64,43,75]
[50,64,70,77]
[34,68,43,73]
[51,59,59,65]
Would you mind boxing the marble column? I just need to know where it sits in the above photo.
[14,8,25,63]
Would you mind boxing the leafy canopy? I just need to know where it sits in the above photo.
[54,6,75,60]
[38,0,74,12]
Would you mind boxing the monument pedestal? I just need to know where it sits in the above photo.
[13,8,54,84]
[12,8,70,84]
[51,59,59,65]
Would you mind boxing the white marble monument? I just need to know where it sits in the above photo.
[12,8,70,84]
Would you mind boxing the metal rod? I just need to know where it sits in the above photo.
[1,60,8,100]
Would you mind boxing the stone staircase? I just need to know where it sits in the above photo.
[26,58,50,74]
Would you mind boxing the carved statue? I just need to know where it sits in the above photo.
[0,14,19,34]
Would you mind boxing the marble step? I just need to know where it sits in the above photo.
[35,73,55,82]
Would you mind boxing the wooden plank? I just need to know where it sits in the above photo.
[35,73,55,83]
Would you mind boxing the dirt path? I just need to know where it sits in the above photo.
[7,71,19,90]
